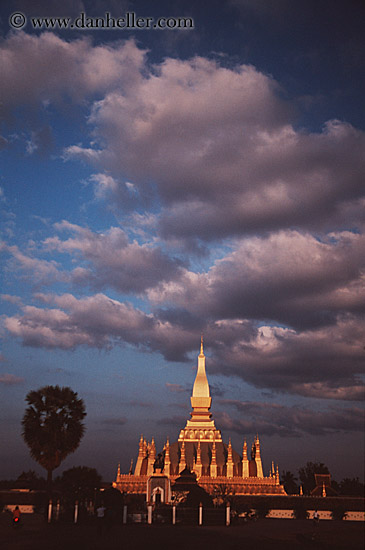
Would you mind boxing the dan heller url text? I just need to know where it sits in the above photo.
[9,12,195,31]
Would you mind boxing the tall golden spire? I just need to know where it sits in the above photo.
[191,336,211,407]
[179,338,222,442]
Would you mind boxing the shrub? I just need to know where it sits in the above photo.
[254,503,270,519]
[293,504,309,519]
[331,506,347,521]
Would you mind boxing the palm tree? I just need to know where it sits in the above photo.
[22,385,86,500]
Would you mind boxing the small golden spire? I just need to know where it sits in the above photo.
[165,438,170,458]
[196,440,202,465]
[242,439,248,460]
[200,333,204,356]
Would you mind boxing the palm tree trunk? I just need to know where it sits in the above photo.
[42,469,53,522]
[47,469,53,502]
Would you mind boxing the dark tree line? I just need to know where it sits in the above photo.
[281,462,364,497]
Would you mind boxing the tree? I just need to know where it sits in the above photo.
[281,470,299,495]
[22,385,86,500]
[56,466,102,504]
[211,483,236,506]
[339,477,364,497]
[15,470,46,490]
[298,461,329,495]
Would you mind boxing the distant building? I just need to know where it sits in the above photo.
[311,474,338,497]
[113,338,286,497]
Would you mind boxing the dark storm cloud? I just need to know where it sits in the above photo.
[205,317,365,399]
[216,400,364,437]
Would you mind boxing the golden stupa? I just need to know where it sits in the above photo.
[113,337,286,496]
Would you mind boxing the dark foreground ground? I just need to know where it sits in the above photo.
[1,514,364,550]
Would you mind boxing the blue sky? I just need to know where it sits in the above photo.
[0,0,364,483]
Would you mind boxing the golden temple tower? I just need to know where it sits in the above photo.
[113,338,286,496]
[178,336,222,443]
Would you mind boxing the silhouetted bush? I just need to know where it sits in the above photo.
[254,502,270,519]
[293,504,309,519]
[331,505,347,521]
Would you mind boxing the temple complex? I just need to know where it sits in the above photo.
[113,337,286,497]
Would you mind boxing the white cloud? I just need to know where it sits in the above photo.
[62,56,365,240]
[3,244,65,285]
[0,33,146,107]
[148,230,365,329]
[2,33,364,241]
[43,221,183,293]
[4,293,154,350]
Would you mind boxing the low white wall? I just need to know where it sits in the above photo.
[4,505,34,514]
[345,512,365,521]
[268,509,293,519]
[267,509,364,521]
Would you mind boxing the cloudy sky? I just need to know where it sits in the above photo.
[1,0,364,482]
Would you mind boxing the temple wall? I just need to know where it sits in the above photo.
[114,473,286,496]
